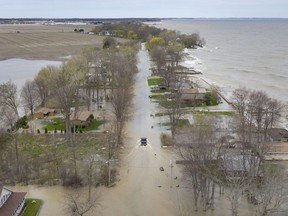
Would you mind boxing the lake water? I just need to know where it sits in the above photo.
[0,58,61,89]
[150,19,288,103]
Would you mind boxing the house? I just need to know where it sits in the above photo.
[264,128,288,160]
[70,111,94,128]
[267,128,288,142]
[0,185,26,216]
[33,107,57,119]
[220,150,261,179]
[179,88,206,102]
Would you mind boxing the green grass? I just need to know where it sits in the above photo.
[161,119,190,128]
[155,112,169,117]
[150,89,169,93]
[23,199,43,216]
[149,94,166,100]
[82,120,103,131]
[192,111,234,116]
[147,77,163,86]
[42,118,103,132]
[42,117,65,131]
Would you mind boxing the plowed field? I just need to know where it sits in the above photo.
[0,24,118,61]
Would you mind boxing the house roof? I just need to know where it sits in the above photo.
[34,107,56,115]
[267,128,288,139]
[70,111,94,122]
[180,88,206,94]
[0,191,26,216]
[0,185,12,197]
[220,149,260,173]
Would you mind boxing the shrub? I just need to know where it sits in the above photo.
[160,133,172,146]
[15,116,29,129]
[62,175,83,187]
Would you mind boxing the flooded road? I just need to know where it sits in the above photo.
[10,46,258,216]
[99,45,257,216]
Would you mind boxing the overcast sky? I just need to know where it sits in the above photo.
[1,0,287,18]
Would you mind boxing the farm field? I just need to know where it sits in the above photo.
[0,23,120,61]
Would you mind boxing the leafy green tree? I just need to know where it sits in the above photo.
[112,29,125,37]
[204,92,218,106]
[15,116,29,129]
[146,37,165,50]
[180,33,206,48]
[128,30,137,39]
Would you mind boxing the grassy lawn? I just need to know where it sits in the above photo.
[147,77,164,86]
[23,199,43,216]
[82,120,103,131]
[42,118,103,132]
[155,112,169,117]
[192,110,235,116]
[149,94,165,100]
[42,117,65,131]
[150,89,170,94]
[161,119,190,128]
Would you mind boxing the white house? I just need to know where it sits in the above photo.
[0,185,26,216]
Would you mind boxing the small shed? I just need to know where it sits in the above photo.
[33,107,57,119]
[70,111,94,128]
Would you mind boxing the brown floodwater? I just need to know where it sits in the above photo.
[7,46,285,216]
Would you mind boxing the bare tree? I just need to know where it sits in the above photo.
[177,115,219,211]
[108,49,137,147]
[254,165,288,216]
[64,191,101,216]
[110,87,133,147]
[149,46,167,75]
[0,81,19,119]
[21,80,40,116]
[34,65,57,107]
[162,89,183,143]
[0,81,21,178]
[49,57,87,177]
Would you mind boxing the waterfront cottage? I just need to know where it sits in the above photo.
[179,88,206,102]
[33,107,57,119]
[220,151,261,179]
[0,185,26,216]
[70,111,94,128]
[267,128,288,142]
[264,128,288,160]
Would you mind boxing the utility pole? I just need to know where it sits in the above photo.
[108,160,111,187]
[107,131,112,187]
[170,160,173,188]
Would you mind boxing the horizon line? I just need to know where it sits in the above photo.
[0,17,288,20]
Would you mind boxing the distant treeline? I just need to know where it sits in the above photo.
[91,21,205,48]
[0,18,162,24]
